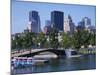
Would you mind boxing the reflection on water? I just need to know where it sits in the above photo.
[12,54,96,74]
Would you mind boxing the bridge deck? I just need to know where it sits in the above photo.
[11,48,65,57]
[12,48,48,57]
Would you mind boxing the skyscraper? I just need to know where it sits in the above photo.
[28,11,41,33]
[43,20,52,34]
[45,20,51,26]
[43,25,52,35]
[78,17,91,29]
[64,15,75,34]
[64,18,70,33]
[51,11,64,31]
[78,21,85,29]
[82,17,91,27]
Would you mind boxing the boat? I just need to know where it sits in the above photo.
[11,57,49,68]
[65,49,82,58]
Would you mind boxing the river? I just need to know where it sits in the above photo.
[12,54,96,74]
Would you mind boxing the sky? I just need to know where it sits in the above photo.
[11,0,96,34]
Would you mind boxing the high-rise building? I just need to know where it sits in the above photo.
[51,11,64,31]
[43,25,52,35]
[64,15,75,34]
[78,17,91,29]
[82,17,91,27]
[78,21,85,29]
[45,20,51,26]
[28,11,41,33]
[43,20,52,34]
[64,18,70,33]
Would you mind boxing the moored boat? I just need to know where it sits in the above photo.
[11,57,49,68]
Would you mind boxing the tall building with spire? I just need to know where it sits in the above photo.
[64,15,75,34]
[64,18,70,33]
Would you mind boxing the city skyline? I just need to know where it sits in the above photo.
[12,0,96,34]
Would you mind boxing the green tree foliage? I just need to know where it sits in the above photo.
[11,32,34,51]
[72,28,96,49]
[36,32,46,48]
[88,33,96,46]
[11,27,96,51]
[61,32,71,49]
[11,38,16,50]
[49,28,58,49]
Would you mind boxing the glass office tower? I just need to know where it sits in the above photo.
[29,11,41,33]
[51,11,64,31]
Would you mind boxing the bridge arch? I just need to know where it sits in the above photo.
[20,49,66,58]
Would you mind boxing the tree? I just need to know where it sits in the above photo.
[25,32,33,50]
[88,33,96,46]
[44,41,49,48]
[49,27,58,49]
[72,28,95,49]
[11,38,16,50]
[36,32,46,48]
[61,32,71,49]
[12,34,23,52]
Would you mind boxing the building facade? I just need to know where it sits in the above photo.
[51,11,64,31]
[64,18,70,33]
[45,20,51,26]
[82,17,91,27]
[64,15,75,34]
[28,11,41,33]
[43,25,52,35]
[78,17,91,29]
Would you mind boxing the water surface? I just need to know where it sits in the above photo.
[12,54,96,74]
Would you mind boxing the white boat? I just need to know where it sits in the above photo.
[65,49,82,58]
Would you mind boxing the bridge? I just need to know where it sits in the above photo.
[11,48,66,58]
